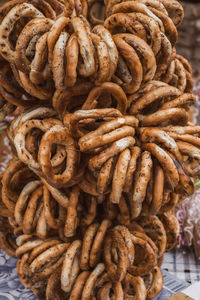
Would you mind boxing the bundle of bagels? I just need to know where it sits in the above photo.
[0,0,198,299]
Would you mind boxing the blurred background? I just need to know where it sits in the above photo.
[176,0,200,76]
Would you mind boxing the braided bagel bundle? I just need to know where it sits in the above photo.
[0,158,179,299]
[0,0,198,299]
[0,0,184,107]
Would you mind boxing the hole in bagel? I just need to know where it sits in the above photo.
[9,17,33,50]
[89,1,105,25]
[134,243,150,266]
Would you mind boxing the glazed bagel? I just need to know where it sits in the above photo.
[161,56,193,93]
[80,219,111,270]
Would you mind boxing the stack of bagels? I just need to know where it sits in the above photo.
[0,0,198,299]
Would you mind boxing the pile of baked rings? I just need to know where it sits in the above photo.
[0,0,198,299]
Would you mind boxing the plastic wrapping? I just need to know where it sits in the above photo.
[177,189,200,248]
